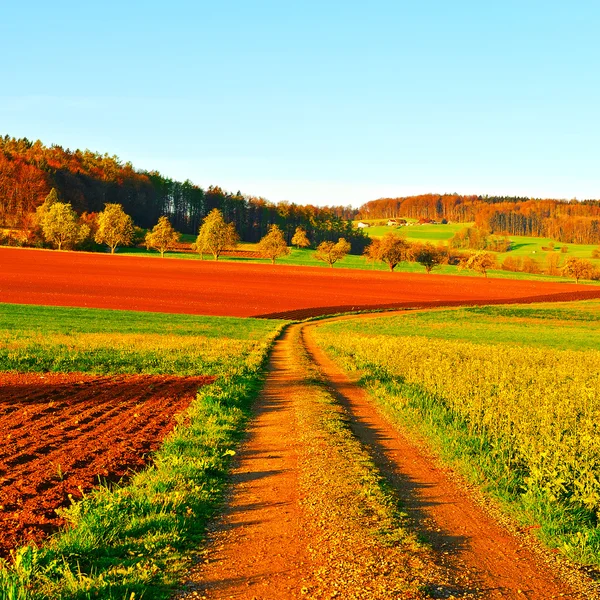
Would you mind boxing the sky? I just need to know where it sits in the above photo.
[1,1,599,206]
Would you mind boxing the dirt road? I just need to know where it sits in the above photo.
[176,314,596,599]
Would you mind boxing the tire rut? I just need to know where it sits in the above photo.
[177,326,309,599]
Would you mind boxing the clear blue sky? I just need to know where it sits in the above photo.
[2,1,598,206]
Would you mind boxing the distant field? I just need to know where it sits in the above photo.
[0,303,279,374]
[356,221,467,241]
[319,301,600,351]
[314,300,600,565]
[7,247,600,321]
[115,219,600,281]
[352,220,600,267]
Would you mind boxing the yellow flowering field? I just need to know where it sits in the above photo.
[313,302,600,561]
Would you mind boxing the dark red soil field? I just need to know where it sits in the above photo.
[0,372,214,557]
[2,247,600,318]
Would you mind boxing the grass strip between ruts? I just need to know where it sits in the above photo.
[289,325,459,599]
[0,323,285,600]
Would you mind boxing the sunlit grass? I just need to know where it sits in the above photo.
[314,301,600,565]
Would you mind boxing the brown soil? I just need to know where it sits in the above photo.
[2,247,600,318]
[166,243,263,259]
[176,317,596,599]
[0,372,214,556]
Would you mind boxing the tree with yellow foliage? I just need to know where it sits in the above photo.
[145,216,180,257]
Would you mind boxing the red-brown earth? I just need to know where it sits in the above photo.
[0,372,214,557]
[1,247,600,318]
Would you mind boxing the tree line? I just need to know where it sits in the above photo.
[19,189,600,283]
[3,135,600,248]
[29,193,360,270]
[0,136,367,252]
[358,195,600,244]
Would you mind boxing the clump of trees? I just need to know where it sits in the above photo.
[194,209,239,260]
[449,227,511,252]
[314,238,351,268]
[145,216,180,257]
[257,225,290,264]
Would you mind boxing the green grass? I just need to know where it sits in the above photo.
[321,301,600,351]
[0,303,277,339]
[357,222,467,241]
[356,221,600,266]
[116,232,600,286]
[120,245,593,284]
[0,303,287,600]
[0,304,280,375]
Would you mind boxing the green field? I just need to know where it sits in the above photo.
[0,303,285,600]
[356,220,466,242]
[354,220,600,266]
[122,244,600,286]
[314,301,600,565]
[0,304,279,375]
[322,302,600,351]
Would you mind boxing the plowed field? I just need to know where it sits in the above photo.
[0,372,214,556]
[2,247,600,317]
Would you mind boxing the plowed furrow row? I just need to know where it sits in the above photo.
[0,372,214,556]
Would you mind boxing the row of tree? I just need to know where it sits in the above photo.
[361,231,600,282]
[29,193,600,283]
[31,195,358,269]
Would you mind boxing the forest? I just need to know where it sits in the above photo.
[2,135,600,247]
[359,195,600,244]
[0,136,365,250]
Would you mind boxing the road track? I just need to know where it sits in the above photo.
[177,315,597,599]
